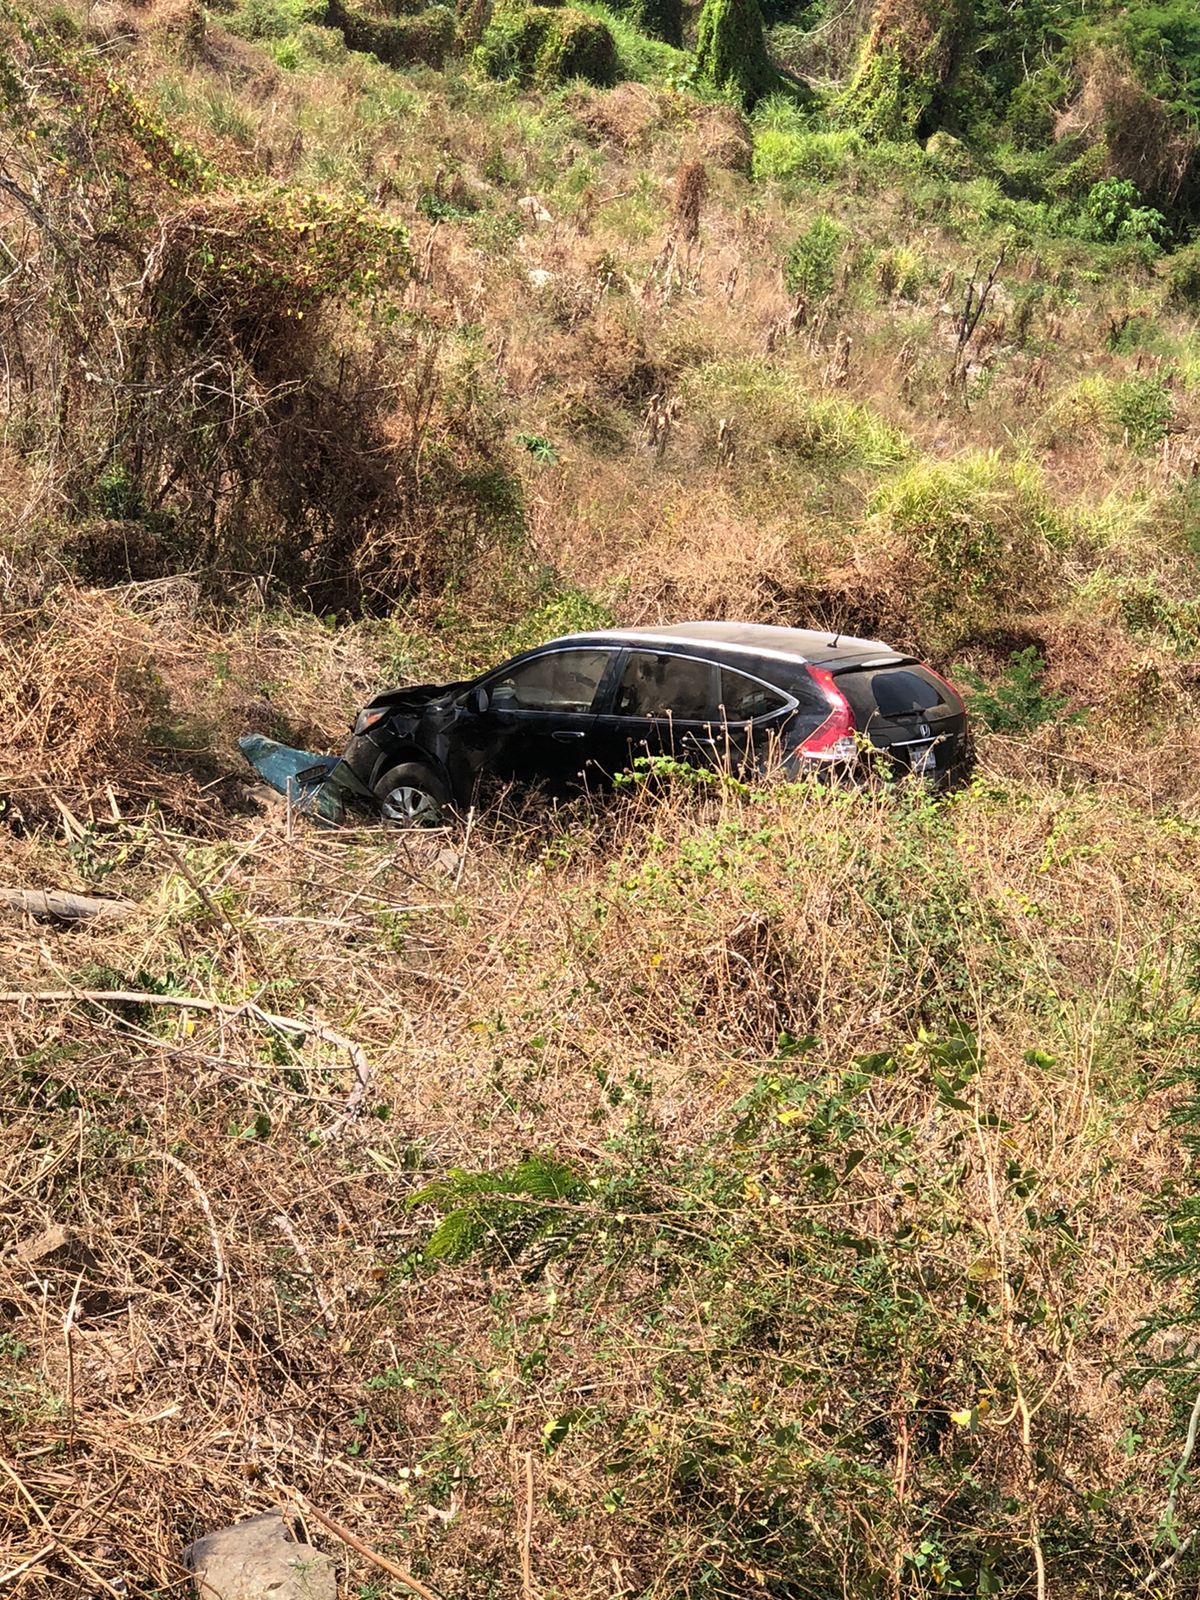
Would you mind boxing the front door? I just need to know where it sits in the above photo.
[467,646,619,800]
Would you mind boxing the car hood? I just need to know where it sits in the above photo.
[362,680,469,714]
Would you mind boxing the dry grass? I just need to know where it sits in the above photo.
[2,587,1200,1594]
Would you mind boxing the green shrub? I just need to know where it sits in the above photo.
[783,213,845,302]
[866,452,1062,641]
[478,4,619,86]
[225,0,326,39]
[924,128,973,178]
[1109,375,1173,446]
[875,243,925,300]
[695,0,775,109]
[327,0,456,65]
[1083,178,1168,247]
[690,361,910,467]
[1044,374,1171,449]
[752,126,862,182]
[580,3,686,84]
[956,646,1076,734]
[1166,244,1200,308]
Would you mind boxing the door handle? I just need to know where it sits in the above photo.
[551,730,586,742]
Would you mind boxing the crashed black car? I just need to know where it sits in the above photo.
[240,622,972,824]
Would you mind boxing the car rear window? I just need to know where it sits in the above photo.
[718,668,790,723]
[839,666,953,723]
[490,648,613,713]
[614,652,716,720]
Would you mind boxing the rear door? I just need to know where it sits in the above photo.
[834,662,968,783]
[714,662,799,769]
[589,649,721,778]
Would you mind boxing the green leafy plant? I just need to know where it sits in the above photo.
[409,1155,589,1272]
[956,646,1077,734]
[783,214,846,302]
[1083,178,1168,247]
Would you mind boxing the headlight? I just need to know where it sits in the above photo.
[353,706,389,736]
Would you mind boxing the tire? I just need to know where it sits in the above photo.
[372,762,450,827]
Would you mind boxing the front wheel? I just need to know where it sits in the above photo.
[373,762,450,827]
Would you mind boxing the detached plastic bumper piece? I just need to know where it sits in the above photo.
[238,735,347,824]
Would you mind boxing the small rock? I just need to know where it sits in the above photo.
[517,194,553,226]
[17,1224,92,1271]
[527,268,555,290]
[183,1514,335,1600]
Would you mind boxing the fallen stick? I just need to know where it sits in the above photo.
[0,990,372,1121]
[291,1493,444,1600]
[0,888,136,923]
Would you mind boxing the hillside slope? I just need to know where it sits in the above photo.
[4,0,1200,1595]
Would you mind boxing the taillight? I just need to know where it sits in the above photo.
[799,667,857,761]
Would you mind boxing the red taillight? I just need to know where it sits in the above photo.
[799,667,857,761]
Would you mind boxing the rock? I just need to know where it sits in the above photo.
[183,1514,336,1600]
[517,194,553,226]
[17,1224,92,1271]
[527,268,555,290]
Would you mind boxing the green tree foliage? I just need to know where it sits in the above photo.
[478,4,619,86]
[839,0,972,140]
[695,0,776,110]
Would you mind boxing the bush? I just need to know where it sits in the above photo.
[956,646,1075,734]
[326,0,456,65]
[751,126,863,182]
[865,452,1062,643]
[695,0,775,109]
[689,361,910,467]
[478,4,619,86]
[1166,243,1200,308]
[1110,375,1173,445]
[1083,177,1168,247]
[783,213,845,301]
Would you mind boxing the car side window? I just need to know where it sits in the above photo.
[718,668,789,723]
[489,649,612,713]
[613,652,716,720]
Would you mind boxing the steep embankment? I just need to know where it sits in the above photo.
[4,0,1200,1594]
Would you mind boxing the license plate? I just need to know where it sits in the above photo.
[909,743,935,777]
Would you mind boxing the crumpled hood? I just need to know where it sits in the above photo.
[362,680,468,714]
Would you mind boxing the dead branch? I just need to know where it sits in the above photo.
[289,1493,444,1600]
[0,888,136,923]
[0,989,372,1122]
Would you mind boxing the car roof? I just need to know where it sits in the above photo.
[539,621,906,670]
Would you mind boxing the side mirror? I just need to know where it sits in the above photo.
[467,685,489,715]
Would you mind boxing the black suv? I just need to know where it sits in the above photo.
[259,622,971,824]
